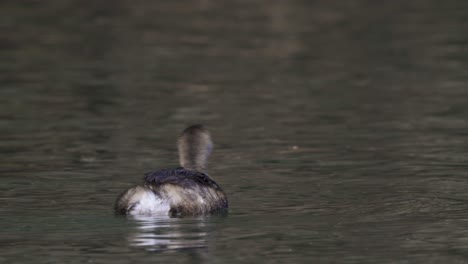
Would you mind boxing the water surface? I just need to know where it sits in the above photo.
[2,1,468,263]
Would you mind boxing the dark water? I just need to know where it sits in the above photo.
[2,0,468,263]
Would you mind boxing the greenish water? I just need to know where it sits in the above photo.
[2,1,468,263]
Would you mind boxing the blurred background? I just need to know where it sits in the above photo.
[2,0,468,263]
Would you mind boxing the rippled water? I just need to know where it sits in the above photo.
[2,1,468,263]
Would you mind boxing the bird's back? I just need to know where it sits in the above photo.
[144,168,228,216]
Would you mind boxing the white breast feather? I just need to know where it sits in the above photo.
[129,190,170,216]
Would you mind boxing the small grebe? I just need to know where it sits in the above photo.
[115,125,228,216]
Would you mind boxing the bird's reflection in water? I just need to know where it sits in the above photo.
[127,215,209,251]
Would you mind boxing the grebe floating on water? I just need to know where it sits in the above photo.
[115,125,228,216]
